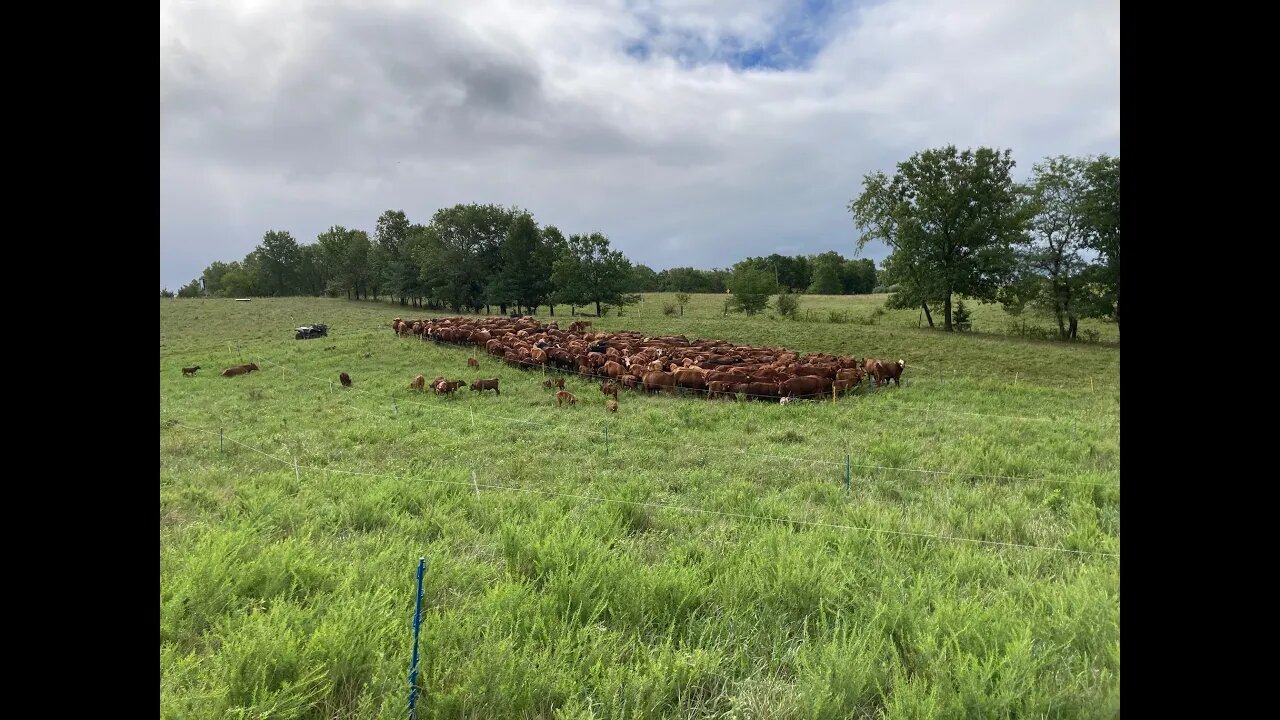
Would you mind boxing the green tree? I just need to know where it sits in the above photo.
[493,213,553,314]
[551,232,632,316]
[630,264,661,292]
[842,258,877,294]
[177,278,203,298]
[1000,155,1094,340]
[413,204,523,313]
[255,230,301,296]
[200,261,233,297]
[160,287,175,298]
[1079,154,1120,334]
[850,145,1030,331]
[375,210,421,306]
[727,264,776,315]
[541,226,568,316]
[674,292,690,316]
[808,252,846,294]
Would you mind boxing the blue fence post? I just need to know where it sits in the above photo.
[408,557,427,720]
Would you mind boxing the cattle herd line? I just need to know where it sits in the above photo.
[391,315,906,404]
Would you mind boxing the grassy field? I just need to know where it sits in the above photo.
[160,295,1120,719]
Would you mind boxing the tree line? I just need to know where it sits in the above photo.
[850,146,1119,338]
[163,144,1119,340]
[164,208,881,314]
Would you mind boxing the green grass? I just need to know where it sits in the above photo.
[160,296,1120,719]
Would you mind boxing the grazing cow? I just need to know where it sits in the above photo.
[543,377,565,389]
[781,375,832,399]
[467,356,479,368]
[181,365,200,377]
[833,378,861,397]
[871,359,906,387]
[606,399,618,413]
[435,379,465,395]
[409,375,426,392]
[221,364,252,377]
[600,381,618,399]
[556,390,577,406]
[470,377,500,395]
[642,371,676,394]
[340,372,352,387]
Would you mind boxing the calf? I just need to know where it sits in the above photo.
[600,381,619,400]
[181,365,200,377]
[340,372,352,387]
[467,356,479,368]
[470,377,501,395]
[543,377,565,389]
[409,374,425,392]
[436,379,466,395]
[556,390,577,406]
[605,399,618,413]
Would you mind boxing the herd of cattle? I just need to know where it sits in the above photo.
[391,315,905,401]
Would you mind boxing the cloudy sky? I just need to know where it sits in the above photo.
[159,0,1119,290]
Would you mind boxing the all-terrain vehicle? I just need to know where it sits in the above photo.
[295,323,329,340]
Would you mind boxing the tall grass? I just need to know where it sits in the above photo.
[161,297,1119,719]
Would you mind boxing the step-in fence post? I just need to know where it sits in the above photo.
[408,557,427,720]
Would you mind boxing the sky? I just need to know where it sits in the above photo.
[159,0,1120,290]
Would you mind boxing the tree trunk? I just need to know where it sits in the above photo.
[1068,316,1078,340]
[596,300,602,317]
[499,303,507,315]
[922,302,934,328]
[1056,306,1068,340]
[549,304,555,317]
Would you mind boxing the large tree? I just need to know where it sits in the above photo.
[727,263,777,315]
[808,251,846,294]
[413,204,524,313]
[492,213,553,313]
[255,230,301,296]
[1000,156,1094,340]
[1080,154,1120,334]
[850,145,1031,330]
[375,210,421,306]
[551,232,632,316]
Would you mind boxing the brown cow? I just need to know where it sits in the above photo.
[556,390,577,406]
[871,359,905,387]
[181,365,200,377]
[340,372,353,387]
[221,365,250,377]
[600,381,618,399]
[605,399,618,413]
[467,356,479,368]
[781,375,832,399]
[470,377,500,395]
[642,371,676,394]
[543,377,565,389]
[408,374,426,392]
[435,379,465,395]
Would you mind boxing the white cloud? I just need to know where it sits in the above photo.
[159,0,1119,288]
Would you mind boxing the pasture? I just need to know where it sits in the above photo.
[160,295,1120,719]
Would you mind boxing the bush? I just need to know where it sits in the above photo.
[953,299,973,332]
[160,288,175,298]
[827,310,849,324]
[775,292,801,320]
[662,303,678,316]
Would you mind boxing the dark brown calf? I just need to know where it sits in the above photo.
[181,366,200,377]
[340,372,352,387]
[470,378,500,395]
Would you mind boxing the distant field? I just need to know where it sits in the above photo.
[160,297,1119,719]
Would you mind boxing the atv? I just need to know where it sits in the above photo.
[295,323,329,340]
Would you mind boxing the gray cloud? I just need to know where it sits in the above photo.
[160,0,1119,288]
